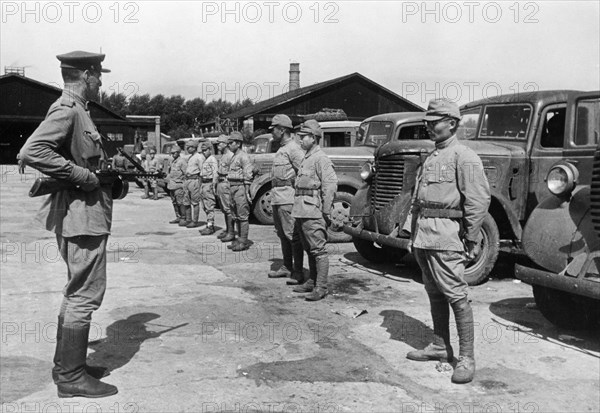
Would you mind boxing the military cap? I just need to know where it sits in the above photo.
[170,146,181,154]
[185,139,199,148]
[228,131,244,142]
[424,98,462,121]
[296,119,322,138]
[269,114,293,129]
[200,142,212,151]
[56,50,110,73]
[217,134,229,144]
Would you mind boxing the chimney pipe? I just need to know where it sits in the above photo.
[289,63,300,91]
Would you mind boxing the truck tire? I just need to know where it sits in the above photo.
[327,191,353,243]
[532,285,600,329]
[463,213,500,286]
[252,185,274,225]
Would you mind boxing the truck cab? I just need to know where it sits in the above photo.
[344,91,599,285]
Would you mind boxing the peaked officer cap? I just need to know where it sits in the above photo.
[56,50,111,73]
[424,98,462,121]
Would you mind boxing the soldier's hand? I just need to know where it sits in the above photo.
[80,172,100,192]
[322,213,332,227]
[465,240,481,261]
[18,159,26,174]
[407,240,413,254]
[246,188,252,203]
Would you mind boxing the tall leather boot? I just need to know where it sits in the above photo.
[406,294,454,362]
[187,204,201,228]
[268,239,293,278]
[305,255,329,301]
[231,221,251,251]
[221,215,236,243]
[179,205,189,226]
[227,220,241,248]
[169,203,180,224]
[55,325,118,398]
[451,297,475,384]
[217,214,230,239]
[52,317,108,383]
[287,237,305,285]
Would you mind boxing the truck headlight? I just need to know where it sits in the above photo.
[547,163,578,196]
[360,162,374,181]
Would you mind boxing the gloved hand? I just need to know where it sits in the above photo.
[69,165,100,192]
[80,172,100,192]
[322,213,332,227]
[464,240,481,261]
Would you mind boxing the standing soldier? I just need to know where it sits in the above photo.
[406,98,490,384]
[111,148,130,172]
[292,120,338,301]
[18,51,117,397]
[226,131,254,251]
[267,114,305,285]
[199,142,219,235]
[166,146,187,224]
[216,134,235,242]
[142,146,162,200]
[183,140,203,228]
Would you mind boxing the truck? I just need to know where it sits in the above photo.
[514,92,600,328]
[344,90,600,285]
[248,116,427,242]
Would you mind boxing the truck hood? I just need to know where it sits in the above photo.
[377,139,526,158]
[322,146,375,160]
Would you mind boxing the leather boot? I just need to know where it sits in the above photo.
[217,214,230,239]
[221,215,236,243]
[407,294,454,362]
[293,278,315,293]
[180,206,191,226]
[169,203,180,224]
[286,271,305,285]
[268,266,291,278]
[227,220,241,248]
[231,221,251,251]
[52,317,109,383]
[199,222,216,235]
[187,204,201,228]
[451,298,475,384]
[305,256,329,301]
[55,325,118,398]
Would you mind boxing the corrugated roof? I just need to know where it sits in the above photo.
[225,72,423,119]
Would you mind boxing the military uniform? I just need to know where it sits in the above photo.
[199,142,218,235]
[227,132,254,251]
[18,51,117,398]
[407,99,491,385]
[216,134,235,241]
[111,151,130,172]
[267,114,305,284]
[142,153,161,200]
[292,120,338,301]
[166,150,187,224]
[183,141,203,228]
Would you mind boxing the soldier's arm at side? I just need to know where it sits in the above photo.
[241,153,254,185]
[289,146,304,173]
[457,150,491,242]
[317,157,338,215]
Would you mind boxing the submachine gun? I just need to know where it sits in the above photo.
[29,145,165,200]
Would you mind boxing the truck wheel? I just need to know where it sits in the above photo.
[252,186,274,225]
[463,213,500,286]
[327,192,353,243]
[532,286,599,329]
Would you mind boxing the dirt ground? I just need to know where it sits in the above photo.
[1,165,599,413]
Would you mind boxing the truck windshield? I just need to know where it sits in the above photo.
[356,121,393,147]
[253,137,270,154]
[480,104,532,139]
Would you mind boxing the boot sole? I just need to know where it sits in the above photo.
[58,388,118,398]
[406,354,452,363]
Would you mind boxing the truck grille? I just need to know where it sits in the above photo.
[371,154,405,211]
[591,148,600,237]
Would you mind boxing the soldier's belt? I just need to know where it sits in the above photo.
[419,208,463,219]
[228,178,246,186]
[217,177,229,183]
[185,173,200,179]
[273,179,294,187]
[295,188,319,196]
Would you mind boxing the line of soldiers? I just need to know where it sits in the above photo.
[163,132,254,251]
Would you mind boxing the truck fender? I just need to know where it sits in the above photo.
[250,173,273,199]
[489,192,523,240]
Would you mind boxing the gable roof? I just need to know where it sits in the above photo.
[225,72,423,119]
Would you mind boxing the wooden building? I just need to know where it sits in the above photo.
[0,74,144,164]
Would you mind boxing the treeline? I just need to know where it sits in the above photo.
[99,91,254,140]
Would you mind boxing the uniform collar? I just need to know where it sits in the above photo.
[280,135,294,146]
[304,144,321,158]
[435,135,458,150]
[61,88,88,109]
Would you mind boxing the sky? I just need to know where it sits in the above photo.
[1,0,599,108]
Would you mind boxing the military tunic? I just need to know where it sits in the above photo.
[216,149,234,214]
[411,135,490,301]
[227,149,253,221]
[184,152,203,205]
[18,89,112,326]
[200,154,218,223]
[167,155,188,204]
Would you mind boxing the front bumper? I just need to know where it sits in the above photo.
[343,224,411,250]
[515,254,600,300]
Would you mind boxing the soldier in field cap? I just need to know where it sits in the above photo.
[18,51,118,398]
[406,98,490,384]
[216,134,236,241]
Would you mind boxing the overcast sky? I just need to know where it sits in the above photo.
[1,0,598,108]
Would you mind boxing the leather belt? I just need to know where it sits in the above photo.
[273,179,294,188]
[295,188,318,196]
[218,177,228,182]
[185,173,200,179]
[419,208,463,219]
